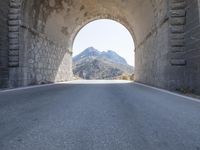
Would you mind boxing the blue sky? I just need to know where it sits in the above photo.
[73,19,135,66]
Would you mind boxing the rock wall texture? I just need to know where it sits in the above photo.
[135,0,170,88]
[8,0,73,87]
[168,0,187,89]
[9,28,72,87]
[0,0,200,93]
[185,0,200,93]
[0,0,9,88]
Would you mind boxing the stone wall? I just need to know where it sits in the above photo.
[8,0,73,87]
[0,0,9,88]
[135,22,170,88]
[135,0,171,89]
[168,0,186,89]
[185,0,200,93]
[8,0,21,67]
[9,25,72,87]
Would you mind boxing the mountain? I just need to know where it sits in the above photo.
[73,47,127,65]
[73,47,134,80]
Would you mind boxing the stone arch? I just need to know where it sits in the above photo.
[1,0,200,93]
[9,0,161,88]
[69,14,137,53]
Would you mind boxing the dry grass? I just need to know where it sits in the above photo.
[115,74,134,81]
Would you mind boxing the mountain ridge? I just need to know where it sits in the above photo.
[73,47,128,65]
[73,47,134,80]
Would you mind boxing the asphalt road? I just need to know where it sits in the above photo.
[0,80,200,150]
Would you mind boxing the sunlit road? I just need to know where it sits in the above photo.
[0,80,200,150]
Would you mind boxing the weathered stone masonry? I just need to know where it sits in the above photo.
[185,0,200,93]
[0,0,9,88]
[0,0,200,93]
[8,0,21,67]
[8,0,73,87]
[169,0,186,89]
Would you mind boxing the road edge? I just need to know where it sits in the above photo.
[134,82,200,103]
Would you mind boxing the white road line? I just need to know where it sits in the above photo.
[0,83,57,93]
[1,80,200,103]
[134,82,200,103]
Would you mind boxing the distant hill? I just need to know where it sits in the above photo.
[73,47,134,80]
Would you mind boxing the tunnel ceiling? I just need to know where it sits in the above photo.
[23,0,168,48]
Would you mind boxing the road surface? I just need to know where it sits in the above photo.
[0,80,200,150]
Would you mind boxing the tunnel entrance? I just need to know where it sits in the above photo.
[6,0,165,88]
[3,0,197,93]
[72,19,135,81]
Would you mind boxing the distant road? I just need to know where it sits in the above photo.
[0,80,200,150]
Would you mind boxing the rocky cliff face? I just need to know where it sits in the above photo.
[73,47,134,79]
[73,47,128,65]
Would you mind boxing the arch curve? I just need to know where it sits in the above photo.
[69,14,137,52]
